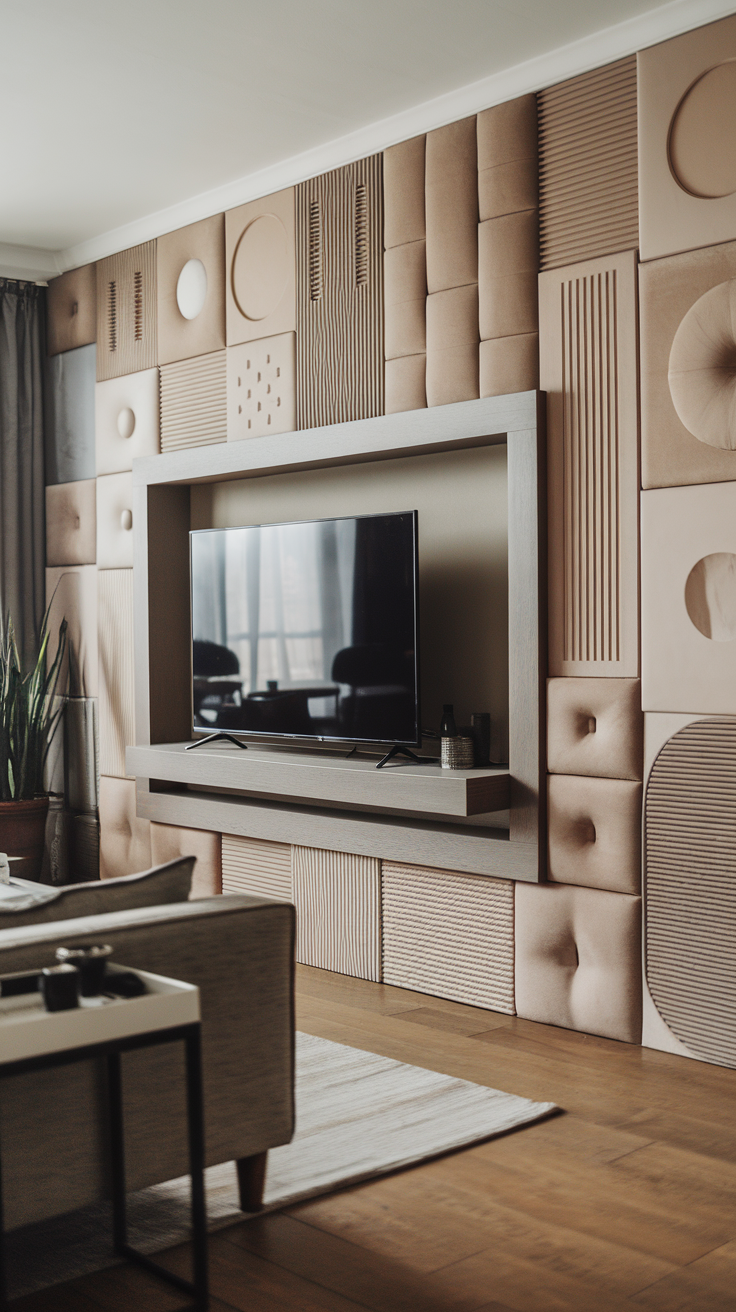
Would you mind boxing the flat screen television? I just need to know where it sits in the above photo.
[190,511,420,747]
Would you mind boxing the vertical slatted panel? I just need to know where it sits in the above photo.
[221,834,292,900]
[98,569,134,777]
[292,846,381,981]
[96,243,157,380]
[296,156,384,428]
[382,862,515,1012]
[646,719,736,1068]
[160,351,227,452]
[538,57,638,270]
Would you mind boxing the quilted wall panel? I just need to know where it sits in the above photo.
[547,677,643,781]
[425,118,478,407]
[383,137,427,414]
[98,568,134,779]
[151,824,222,899]
[296,156,384,428]
[45,480,96,567]
[157,213,226,364]
[159,351,227,453]
[221,835,292,901]
[382,862,515,1013]
[292,846,381,980]
[45,565,98,698]
[99,775,151,880]
[47,264,96,356]
[225,188,296,347]
[44,344,96,485]
[547,774,642,895]
[95,368,159,475]
[96,242,157,380]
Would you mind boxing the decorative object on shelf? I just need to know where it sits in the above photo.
[439,703,457,737]
[470,712,491,766]
[441,735,474,770]
[40,963,80,1012]
[56,943,112,996]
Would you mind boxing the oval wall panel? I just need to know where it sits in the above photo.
[231,214,289,321]
[669,62,736,199]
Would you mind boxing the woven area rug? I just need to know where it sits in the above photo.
[7,1032,557,1299]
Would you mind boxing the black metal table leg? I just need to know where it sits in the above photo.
[185,1027,209,1310]
[0,1119,7,1312]
[107,1051,128,1255]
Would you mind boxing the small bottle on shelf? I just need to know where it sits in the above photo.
[439,704,457,738]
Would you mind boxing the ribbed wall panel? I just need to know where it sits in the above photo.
[538,57,638,270]
[160,351,227,452]
[382,863,515,1013]
[296,156,384,429]
[221,834,292,900]
[97,569,134,778]
[645,719,736,1069]
[95,243,157,380]
[292,847,381,981]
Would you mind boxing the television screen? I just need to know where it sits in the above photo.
[190,511,419,746]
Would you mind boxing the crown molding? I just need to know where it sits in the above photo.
[43,0,736,274]
[0,243,61,283]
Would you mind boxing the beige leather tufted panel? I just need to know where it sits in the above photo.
[547,677,643,780]
[477,95,537,222]
[99,776,152,880]
[383,135,426,249]
[157,214,226,365]
[425,116,478,295]
[150,823,222,899]
[385,354,426,414]
[480,333,538,399]
[47,265,96,356]
[515,882,642,1043]
[425,284,480,407]
[548,774,642,895]
[478,210,538,342]
[45,480,96,567]
[384,240,427,361]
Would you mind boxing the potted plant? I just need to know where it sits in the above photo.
[0,607,67,881]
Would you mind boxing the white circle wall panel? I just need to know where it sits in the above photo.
[157,214,226,367]
[96,472,134,570]
[645,718,736,1068]
[669,63,736,199]
[641,481,736,713]
[176,258,208,320]
[95,368,159,475]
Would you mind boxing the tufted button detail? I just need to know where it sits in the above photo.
[587,716,596,734]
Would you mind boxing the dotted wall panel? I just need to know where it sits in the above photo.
[44,344,96,485]
[382,862,514,1013]
[221,834,292,901]
[157,214,226,365]
[98,568,134,779]
[227,334,296,440]
[292,846,381,981]
[96,242,157,381]
[47,265,96,357]
[159,351,227,453]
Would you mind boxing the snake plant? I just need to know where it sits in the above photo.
[0,607,68,801]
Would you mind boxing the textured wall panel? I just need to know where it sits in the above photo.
[548,774,642,895]
[96,472,134,570]
[425,117,478,294]
[227,334,296,440]
[478,211,537,342]
[479,334,538,399]
[95,368,159,475]
[384,136,425,248]
[46,565,98,698]
[45,480,96,567]
[151,823,222,899]
[221,834,292,901]
[292,846,381,981]
[47,265,96,356]
[540,251,639,676]
[44,343,96,485]
[538,57,638,270]
[159,350,227,453]
[296,156,384,429]
[645,718,736,1068]
[382,862,514,1013]
[96,243,157,381]
[157,214,226,365]
[99,775,151,879]
[547,677,642,780]
[225,188,295,348]
[98,568,134,778]
[385,354,426,415]
[384,241,426,360]
[425,284,479,408]
[477,95,538,223]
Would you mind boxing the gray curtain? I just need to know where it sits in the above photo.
[0,279,45,667]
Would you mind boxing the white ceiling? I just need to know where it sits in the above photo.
[0,0,730,273]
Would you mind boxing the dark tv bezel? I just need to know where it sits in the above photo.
[189,510,421,749]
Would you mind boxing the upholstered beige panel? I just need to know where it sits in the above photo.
[385,354,426,414]
[159,350,227,453]
[477,95,537,222]
[47,264,96,356]
[638,14,736,262]
[538,57,638,269]
[150,823,222,899]
[96,242,157,381]
[96,472,134,570]
[547,677,643,781]
[292,846,381,981]
[640,241,736,490]
[641,482,736,713]
[157,214,226,365]
[45,480,96,567]
[548,774,642,895]
[95,368,159,475]
[425,116,478,294]
[541,251,639,676]
[46,565,98,697]
[480,333,538,398]
[425,284,479,408]
[225,188,296,347]
[384,240,426,360]
[382,862,514,1013]
[221,834,292,901]
[99,775,152,880]
[515,882,642,1043]
[384,135,426,248]
[98,568,134,778]
[227,334,296,440]
[64,696,98,815]
[478,211,537,342]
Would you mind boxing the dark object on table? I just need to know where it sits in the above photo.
[104,971,147,999]
[470,713,491,766]
[440,704,457,737]
[0,970,42,998]
[40,963,79,1011]
[56,943,113,997]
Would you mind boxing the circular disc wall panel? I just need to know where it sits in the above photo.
[645,717,736,1068]
[669,61,736,198]
[668,278,736,449]
[176,258,208,321]
[231,214,289,321]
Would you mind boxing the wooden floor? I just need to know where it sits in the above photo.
[14,965,736,1311]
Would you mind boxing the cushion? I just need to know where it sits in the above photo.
[0,858,194,932]
[547,677,643,780]
[425,117,478,294]
[548,774,642,894]
[384,135,426,249]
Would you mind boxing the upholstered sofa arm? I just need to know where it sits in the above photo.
[0,894,295,1230]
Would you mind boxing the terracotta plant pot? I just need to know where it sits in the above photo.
[0,797,50,882]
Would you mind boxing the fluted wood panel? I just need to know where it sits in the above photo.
[221,834,292,900]
[540,250,639,676]
[160,351,227,452]
[95,242,157,380]
[98,568,134,778]
[646,719,736,1068]
[292,846,381,981]
[296,156,384,429]
[538,57,638,270]
[382,862,515,1013]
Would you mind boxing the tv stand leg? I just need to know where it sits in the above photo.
[345,745,358,759]
[375,744,423,769]
[185,733,248,751]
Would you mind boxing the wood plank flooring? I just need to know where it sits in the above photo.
[12,965,736,1311]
